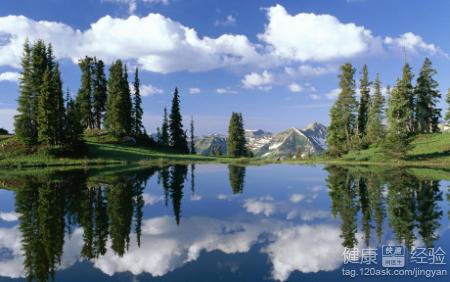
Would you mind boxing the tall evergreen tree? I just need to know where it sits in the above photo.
[169,88,189,153]
[92,58,107,130]
[227,112,248,157]
[357,64,370,142]
[121,65,133,135]
[105,60,132,136]
[366,74,386,146]
[190,116,196,154]
[161,108,170,146]
[37,67,54,144]
[76,57,94,130]
[65,96,83,145]
[51,64,65,144]
[384,64,414,159]
[14,40,35,144]
[326,63,357,156]
[414,58,441,133]
[132,67,144,136]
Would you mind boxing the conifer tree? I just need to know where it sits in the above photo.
[445,89,450,123]
[227,112,248,157]
[37,67,53,144]
[161,108,170,146]
[92,58,107,130]
[65,96,83,145]
[105,60,132,136]
[190,116,196,154]
[384,64,414,159]
[51,64,65,144]
[14,40,35,145]
[169,88,189,153]
[132,67,144,136]
[121,65,133,135]
[76,57,94,130]
[414,58,441,133]
[357,65,370,142]
[326,63,357,156]
[366,74,385,145]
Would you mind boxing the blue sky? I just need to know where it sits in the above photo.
[1,0,450,134]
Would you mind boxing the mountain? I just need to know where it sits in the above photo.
[195,122,327,159]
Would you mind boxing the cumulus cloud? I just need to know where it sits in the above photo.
[0,14,263,73]
[0,226,25,278]
[0,71,20,83]
[258,5,376,62]
[284,65,336,77]
[384,32,448,57]
[289,193,305,203]
[216,87,238,94]
[139,84,163,96]
[189,87,201,94]
[142,193,163,205]
[263,225,344,281]
[241,70,273,90]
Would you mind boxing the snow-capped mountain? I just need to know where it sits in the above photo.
[195,122,327,159]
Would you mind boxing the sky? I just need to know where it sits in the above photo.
[1,0,450,135]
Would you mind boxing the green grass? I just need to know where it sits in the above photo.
[335,132,450,168]
[1,132,450,169]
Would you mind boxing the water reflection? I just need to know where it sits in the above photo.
[0,165,447,281]
[326,166,443,250]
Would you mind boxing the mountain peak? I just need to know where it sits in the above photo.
[304,121,323,130]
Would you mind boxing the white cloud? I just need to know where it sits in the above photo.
[0,226,25,278]
[0,109,18,132]
[263,225,345,281]
[384,32,448,57]
[0,14,263,73]
[190,194,202,201]
[242,70,273,90]
[0,212,20,222]
[309,94,321,100]
[258,5,376,62]
[0,72,20,83]
[284,65,336,77]
[142,193,163,205]
[243,196,276,216]
[103,0,171,15]
[289,193,304,203]
[189,87,201,94]
[215,15,237,27]
[216,87,237,94]
[140,84,163,96]
[325,88,341,100]
[288,83,303,93]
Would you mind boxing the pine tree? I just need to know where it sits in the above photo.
[132,67,144,136]
[105,60,132,136]
[161,108,170,146]
[414,58,441,133]
[14,40,35,145]
[190,116,196,154]
[366,74,385,146]
[357,64,370,143]
[37,67,53,144]
[384,64,415,159]
[169,88,189,153]
[121,64,133,135]
[92,58,107,130]
[51,64,65,144]
[76,57,94,130]
[65,96,83,145]
[445,89,450,123]
[227,112,248,157]
[326,63,357,156]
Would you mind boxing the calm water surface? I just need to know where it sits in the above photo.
[0,164,448,281]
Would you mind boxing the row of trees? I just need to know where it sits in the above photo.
[14,40,82,146]
[327,58,446,158]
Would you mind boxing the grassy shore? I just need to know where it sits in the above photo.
[0,133,450,169]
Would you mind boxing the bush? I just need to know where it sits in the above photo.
[0,128,9,135]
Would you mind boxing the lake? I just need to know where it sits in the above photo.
[0,164,448,281]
